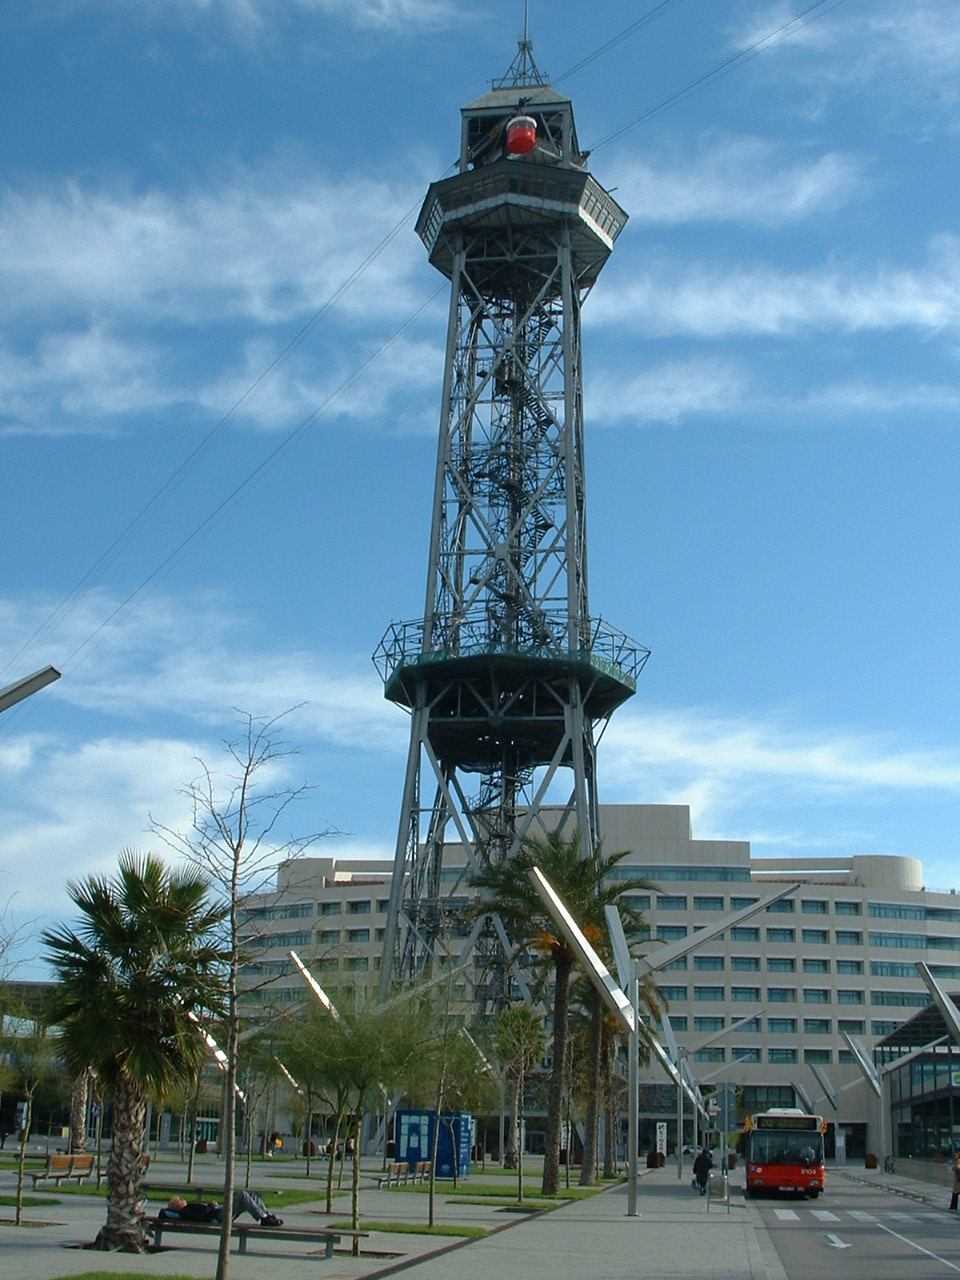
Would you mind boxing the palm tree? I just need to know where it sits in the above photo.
[470,827,655,1195]
[42,851,228,1252]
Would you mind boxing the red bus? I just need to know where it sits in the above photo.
[743,1108,826,1198]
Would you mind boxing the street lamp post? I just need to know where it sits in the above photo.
[0,666,60,715]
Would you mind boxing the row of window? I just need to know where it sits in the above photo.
[691,1047,844,1065]
[669,1014,909,1038]
[659,985,928,1006]
[627,892,960,922]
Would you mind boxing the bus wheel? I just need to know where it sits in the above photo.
[807,1189,820,1199]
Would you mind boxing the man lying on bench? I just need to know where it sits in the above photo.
[160,1190,282,1227]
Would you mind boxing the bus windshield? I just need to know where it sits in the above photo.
[749,1130,824,1165]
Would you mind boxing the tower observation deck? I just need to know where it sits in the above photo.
[375,39,649,1008]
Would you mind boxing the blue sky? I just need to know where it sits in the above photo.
[3,1,960,974]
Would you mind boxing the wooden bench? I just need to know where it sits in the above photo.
[30,1153,96,1187]
[148,1217,367,1258]
[374,1161,409,1188]
[374,1159,432,1188]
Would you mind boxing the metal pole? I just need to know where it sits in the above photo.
[628,960,639,1216]
[676,1051,684,1180]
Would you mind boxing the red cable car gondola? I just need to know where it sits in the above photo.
[505,114,537,155]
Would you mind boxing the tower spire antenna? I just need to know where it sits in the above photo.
[492,1,546,88]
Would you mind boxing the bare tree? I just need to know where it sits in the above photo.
[153,710,333,1280]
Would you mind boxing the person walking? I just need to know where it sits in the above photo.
[949,1149,960,1211]
[693,1147,713,1197]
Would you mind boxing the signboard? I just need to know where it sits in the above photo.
[395,1110,472,1178]
[656,1122,668,1156]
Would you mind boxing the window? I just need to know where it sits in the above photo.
[803,1018,831,1034]
[668,1015,688,1032]
[347,928,369,943]
[767,1017,797,1033]
[869,931,925,949]
[869,902,924,919]
[731,986,760,1002]
[769,1048,798,1064]
[837,959,863,975]
[694,985,724,1002]
[663,956,688,971]
[768,957,796,972]
[347,900,371,915]
[731,926,760,941]
[732,1047,761,1062]
[731,956,760,971]
[694,1047,725,1063]
[803,988,831,1004]
[767,899,795,913]
[767,928,795,943]
[320,902,341,916]
[317,929,340,944]
[624,893,651,910]
[802,958,830,974]
[838,1019,865,1034]
[660,985,688,1002]
[872,1019,900,1036]
[658,895,688,911]
[694,955,724,970]
[801,928,829,945]
[804,1048,832,1064]
[801,900,828,914]
[737,1017,762,1033]
[835,900,861,916]
[377,899,391,913]
[694,1016,724,1032]
[694,896,724,911]
[345,956,369,971]
[657,925,688,941]
[767,987,796,1003]
[837,989,864,1004]
[835,930,862,945]
[730,896,758,910]
[871,990,929,1008]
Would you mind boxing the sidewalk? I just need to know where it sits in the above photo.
[1,1157,944,1280]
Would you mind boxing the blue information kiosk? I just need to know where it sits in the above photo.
[395,1110,472,1177]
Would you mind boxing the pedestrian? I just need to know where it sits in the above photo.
[160,1190,283,1227]
[949,1149,960,1211]
[693,1146,713,1197]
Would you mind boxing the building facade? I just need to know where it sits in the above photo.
[240,803,960,1155]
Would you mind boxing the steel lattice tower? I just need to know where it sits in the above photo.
[375,37,648,1009]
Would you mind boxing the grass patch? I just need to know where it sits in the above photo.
[47,1275,204,1280]
[0,1194,62,1207]
[329,1219,485,1238]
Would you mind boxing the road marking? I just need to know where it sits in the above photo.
[848,1210,878,1222]
[812,1209,840,1221]
[876,1222,960,1274]
[889,1212,921,1222]
[825,1233,852,1250]
[774,1208,799,1220]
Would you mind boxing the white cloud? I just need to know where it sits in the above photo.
[592,236,960,339]
[602,704,960,812]
[613,136,862,228]
[588,356,749,427]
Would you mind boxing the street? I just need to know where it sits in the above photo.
[751,1174,960,1279]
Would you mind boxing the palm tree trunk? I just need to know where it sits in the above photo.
[601,1024,615,1178]
[542,949,572,1196]
[69,1072,89,1154]
[579,989,603,1185]
[98,1072,148,1251]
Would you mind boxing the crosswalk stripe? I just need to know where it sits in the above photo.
[811,1209,840,1221]
[774,1208,799,1220]
[849,1210,878,1222]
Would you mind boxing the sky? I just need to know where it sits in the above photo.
[3,0,960,976]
